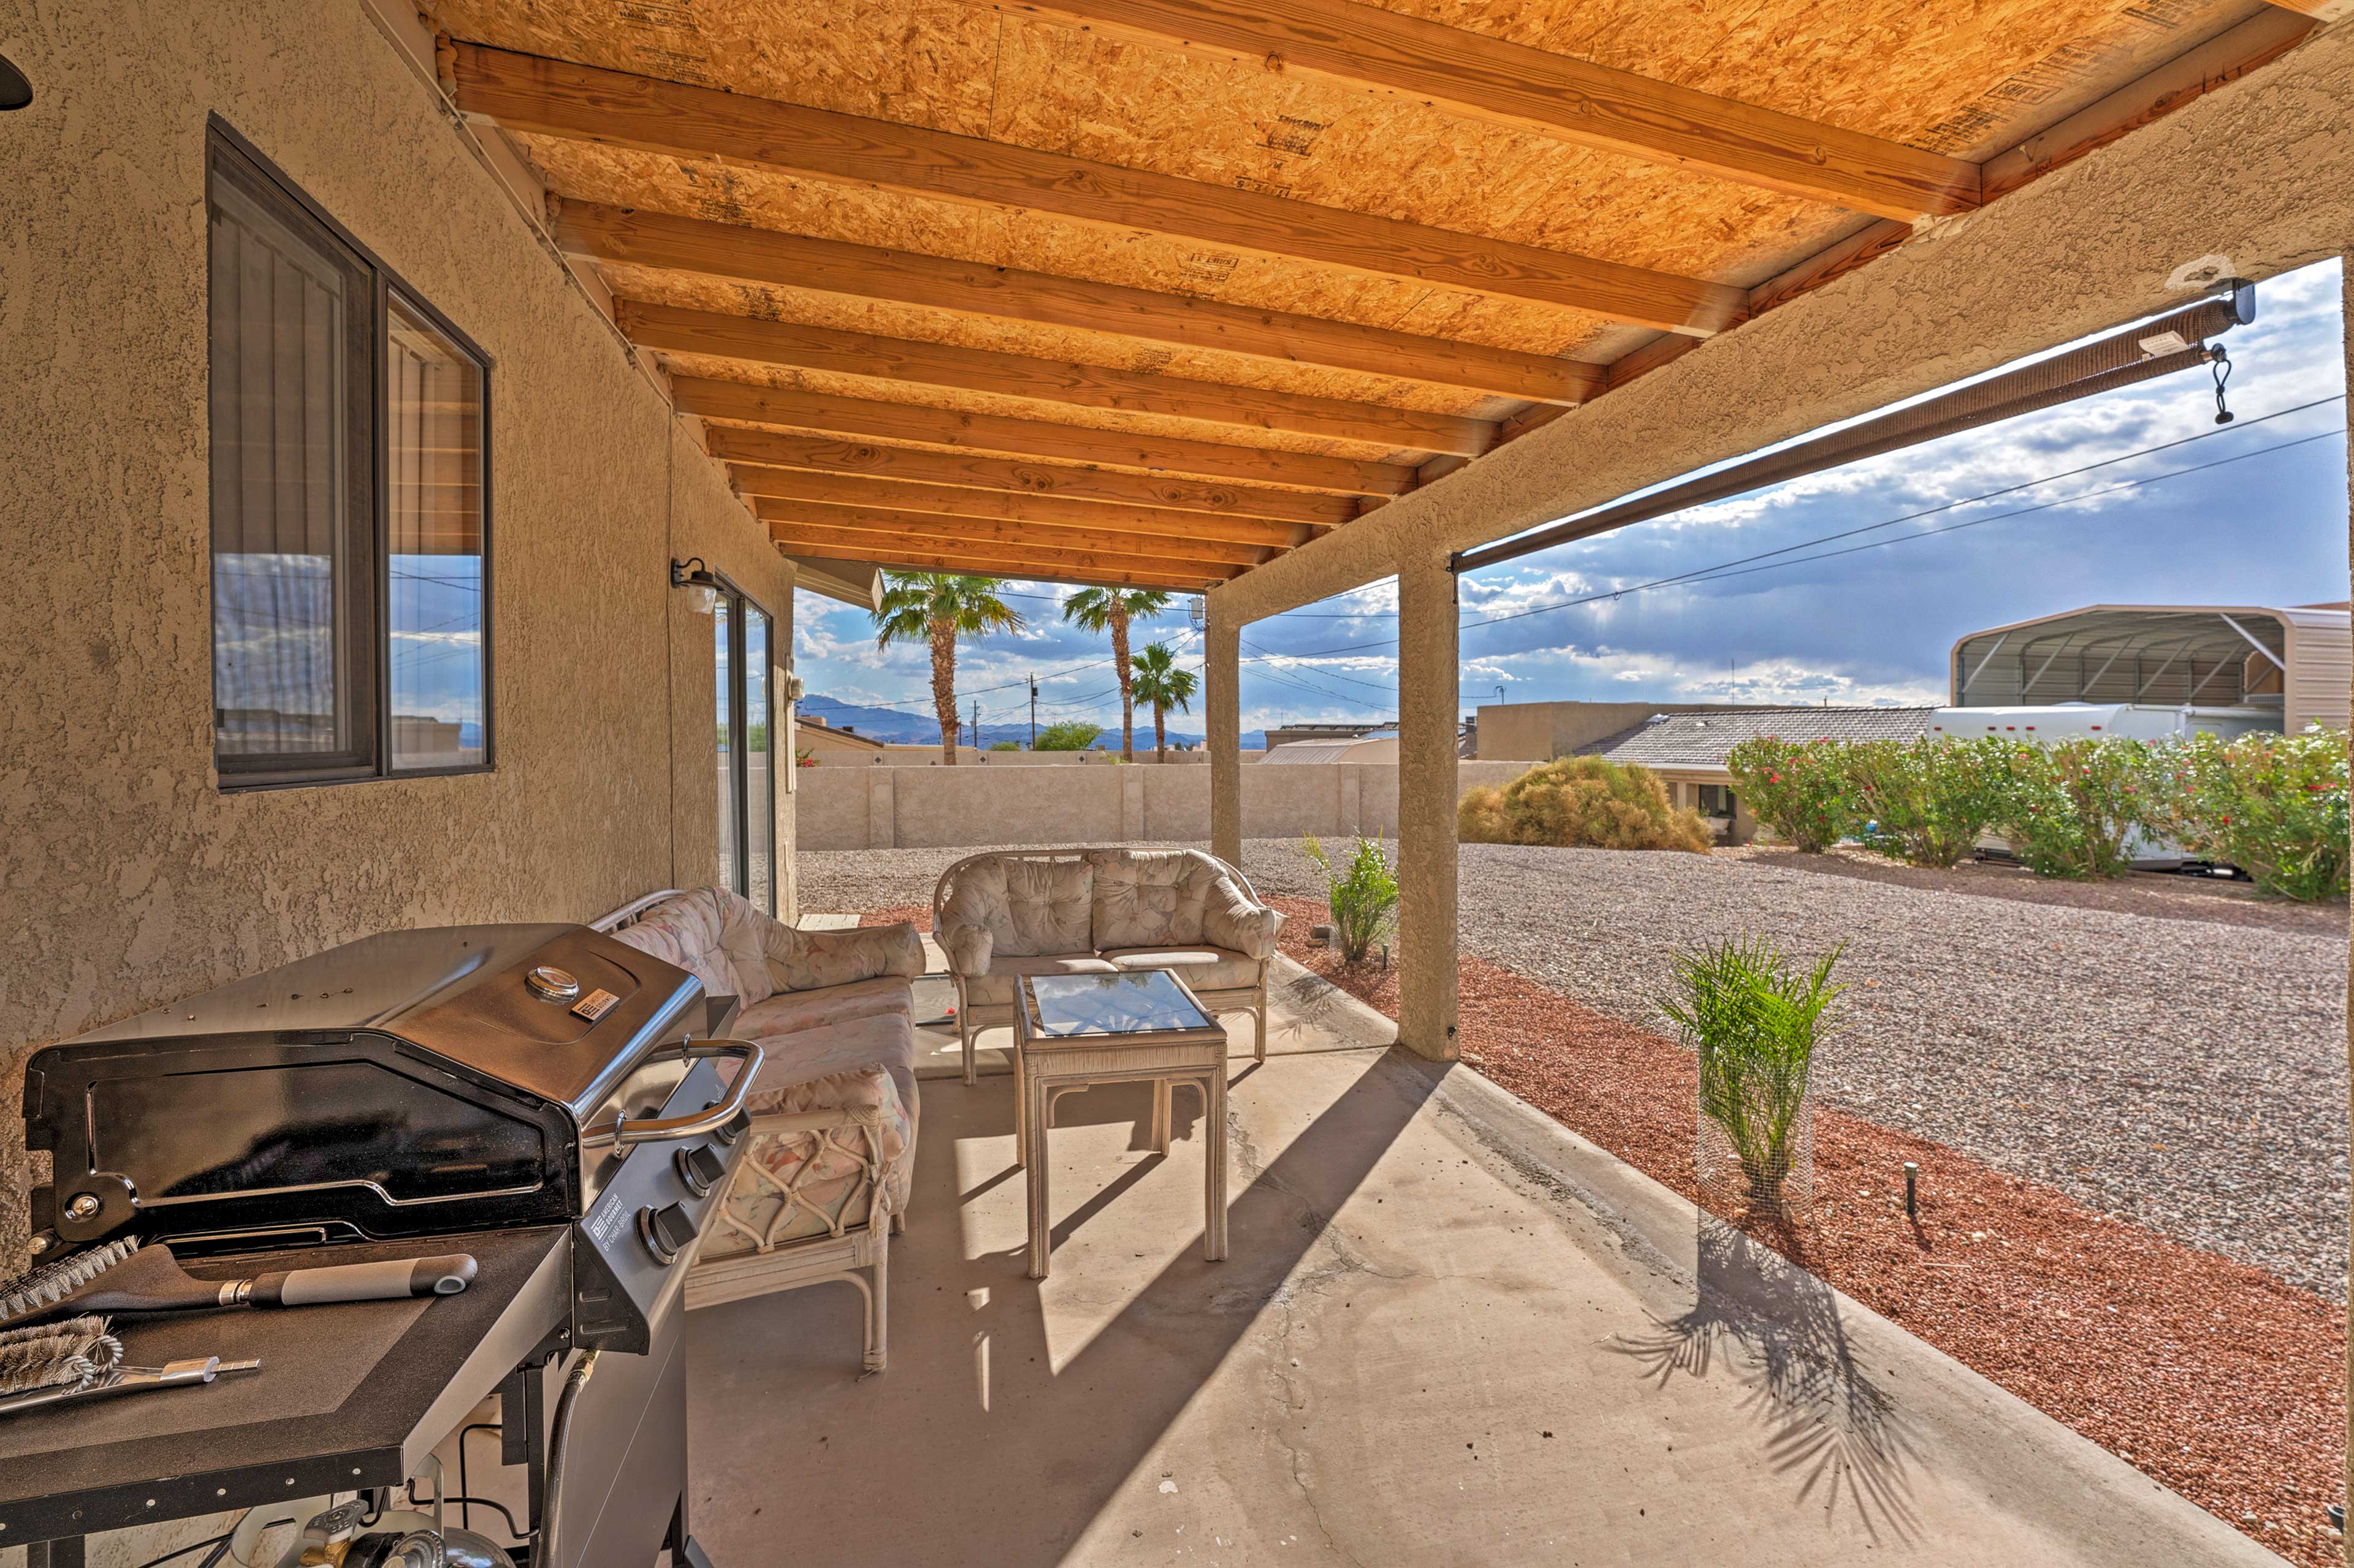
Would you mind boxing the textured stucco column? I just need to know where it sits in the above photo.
[1206,595,1243,867]
[2341,249,2352,1568]
[1395,544,1461,1062]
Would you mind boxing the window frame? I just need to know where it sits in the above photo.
[206,118,495,791]
[708,569,778,915]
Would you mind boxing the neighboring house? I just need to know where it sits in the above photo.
[1577,707,1938,844]
[794,714,888,766]
[1262,731,1400,764]
[1263,721,1390,751]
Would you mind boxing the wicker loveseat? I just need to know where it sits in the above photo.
[599,886,923,1372]
[932,847,1284,1084]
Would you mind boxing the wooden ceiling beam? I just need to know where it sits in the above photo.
[729,466,1312,549]
[452,43,1743,335]
[958,0,1978,221]
[560,203,1598,405]
[753,498,1270,566]
[618,299,1493,457]
[772,531,1233,590]
[704,425,1358,527]
[674,376,1413,496]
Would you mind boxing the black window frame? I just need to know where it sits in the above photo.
[710,572,778,915]
[205,118,495,791]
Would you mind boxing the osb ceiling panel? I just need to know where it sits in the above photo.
[654,350,1431,463]
[520,135,1631,365]
[595,262,1518,420]
[433,0,2257,305]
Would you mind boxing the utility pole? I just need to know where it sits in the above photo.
[971,698,980,753]
[1029,674,1038,749]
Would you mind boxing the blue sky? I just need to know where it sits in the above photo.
[791,259,2347,734]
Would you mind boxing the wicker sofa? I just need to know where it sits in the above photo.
[932,847,1284,1084]
[599,886,924,1373]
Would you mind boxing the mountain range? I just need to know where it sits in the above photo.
[798,693,1255,749]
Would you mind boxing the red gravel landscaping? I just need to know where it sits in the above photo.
[1259,892,2348,1567]
[858,896,2347,1563]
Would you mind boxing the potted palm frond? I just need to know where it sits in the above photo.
[1658,937,1843,1224]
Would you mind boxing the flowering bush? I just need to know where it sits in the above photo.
[1458,756,1713,852]
[1724,736,1856,853]
[2143,727,2350,902]
[1842,736,2005,868]
[1992,737,2154,880]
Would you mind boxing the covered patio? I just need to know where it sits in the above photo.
[672,960,2272,1566]
[5,0,2352,1564]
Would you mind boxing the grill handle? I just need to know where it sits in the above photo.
[581,1040,764,1150]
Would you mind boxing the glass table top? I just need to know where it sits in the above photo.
[1021,969,1218,1039]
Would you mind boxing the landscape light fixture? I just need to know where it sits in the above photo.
[669,557,721,615]
[0,55,30,112]
[1903,1161,1919,1219]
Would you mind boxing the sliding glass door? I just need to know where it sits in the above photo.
[714,588,776,915]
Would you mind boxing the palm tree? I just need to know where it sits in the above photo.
[1129,642,1198,764]
[1062,587,1171,761]
[872,573,1023,764]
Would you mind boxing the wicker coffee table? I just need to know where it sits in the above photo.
[1013,969,1231,1281]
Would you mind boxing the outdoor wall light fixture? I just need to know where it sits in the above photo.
[0,54,32,111]
[670,557,720,615]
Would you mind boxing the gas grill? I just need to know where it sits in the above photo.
[23,921,761,1355]
[9,923,759,1567]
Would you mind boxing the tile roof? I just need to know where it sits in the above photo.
[1577,707,1937,769]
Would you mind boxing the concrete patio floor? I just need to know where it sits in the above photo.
[679,958,2279,1567]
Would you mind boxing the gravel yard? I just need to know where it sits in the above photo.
[798,839,2351,1298]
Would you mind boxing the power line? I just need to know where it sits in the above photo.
[1254,404,2348,664]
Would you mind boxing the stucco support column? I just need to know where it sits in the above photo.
[2341,250,2352,1568]
[1395,543,1460,1063]
[1206,596,1243,867]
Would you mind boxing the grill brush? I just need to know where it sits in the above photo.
[0,1238,478,1330]
[0,1314,121,1398]
[0,1352,261,1418]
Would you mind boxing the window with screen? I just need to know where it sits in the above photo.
[207,123,491,787]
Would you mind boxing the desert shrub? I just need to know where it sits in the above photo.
[1990,737,2153,880]
[1843,737,2003,868]
[1300,834,1400,963]
[2144,727,2350,902]
[1034,720,1101,752]
[1724,736,1857,853]
[1659,937,1843,1220]
[988,739,1022,752]
[1457,756,1713,853]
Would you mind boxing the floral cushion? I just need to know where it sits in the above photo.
[705,1064,915,1255]
[1100,946,1260,992]
[764,922,923,993]
[961,953,1119,1008]
[751,1009,920,1133]
[609,886,775,1006]
[1086,850,1219,950]
[736,976,911,1038]
[939,855,1094,967]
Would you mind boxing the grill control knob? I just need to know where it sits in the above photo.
[636,1201,698,1266]
[711,1109,753,1147]
[674,1143,727,1198]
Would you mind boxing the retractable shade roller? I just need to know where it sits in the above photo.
[1453,284,2257,574]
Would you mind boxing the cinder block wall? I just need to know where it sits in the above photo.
[797,762,1534,850]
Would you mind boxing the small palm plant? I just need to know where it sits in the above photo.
[1299,835,1400,964]
[1129,642,1198,763]
[871,573,1023,764]
[1658,937,1843,1222]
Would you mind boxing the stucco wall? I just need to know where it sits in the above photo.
[796,761,1532,850]
[1476,701,1726,761]
[0,0,794,1271]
